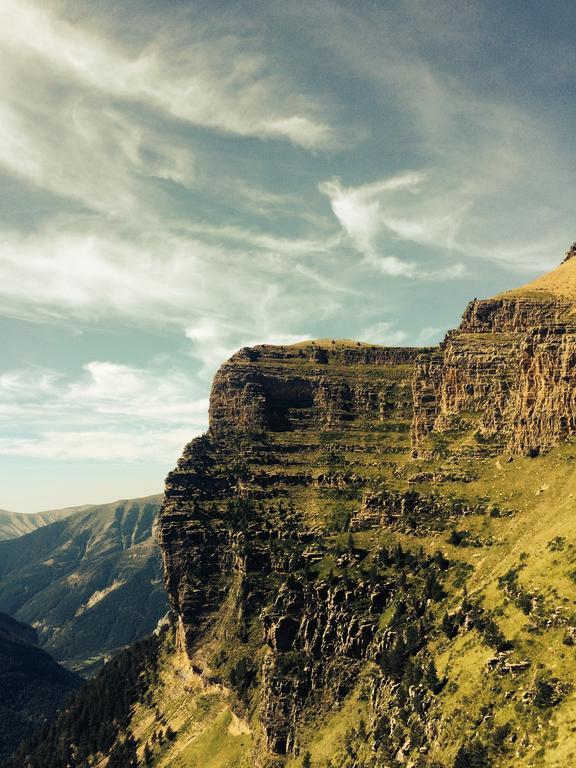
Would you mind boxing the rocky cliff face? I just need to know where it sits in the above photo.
[157,340,495,765]
[159,341,447,762]
[159,343,421,621]
[156,250,576,767]
[412,283,576,457]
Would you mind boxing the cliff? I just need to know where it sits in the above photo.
[155,248,576,767]
[160,342,425,649]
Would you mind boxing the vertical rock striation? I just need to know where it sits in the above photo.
[158,341,430,761]
[412,248,576,456]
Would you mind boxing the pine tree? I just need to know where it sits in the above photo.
[143,743,153,765]
[424,658,441,693]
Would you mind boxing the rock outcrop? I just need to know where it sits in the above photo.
[160,342,424,653]
[413,248,576,456]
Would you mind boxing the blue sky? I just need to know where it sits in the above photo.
[1,0,575,511]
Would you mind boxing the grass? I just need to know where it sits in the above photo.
[283,682,371,768]
[127,636,253,768]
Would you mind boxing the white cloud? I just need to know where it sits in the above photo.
[0,0,333,153]
[319,173,423,264]
[0,362,208,426]
[0,227,326,324]
[64,362,209,424]
[185,318,240,374]
[0,85,197,222]
[359,321,408,346]
[0,223,354,382]
[0,361,208,461]
[320,165,565,278]
[319,172,469,277]
[0,429,196,461]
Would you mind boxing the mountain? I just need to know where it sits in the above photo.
[12,246,576,767]
[0,506,83,541]
[0,610,82,760]
[0,495,168,675]
[0,612,39,646]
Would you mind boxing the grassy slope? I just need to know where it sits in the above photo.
[280,442,576,768]
[496,256,576,305]
[126,631,253,768]
[142,444,576,768]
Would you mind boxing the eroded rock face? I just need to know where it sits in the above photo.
[208,344,423,434]
[158,342,435,762]
[412,296,576,455]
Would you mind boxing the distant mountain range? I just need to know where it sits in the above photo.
[0,610,82,760]
[0,506,83,541]
[0,494,168,675]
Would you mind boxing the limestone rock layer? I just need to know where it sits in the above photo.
[413,294,576,456]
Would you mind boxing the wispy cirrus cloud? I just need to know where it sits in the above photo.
[320,172,468,278]
[0,226,346,355]
[320,173,424,276]
[0,429,195,462]
[0,0,337,259]
[0,361,208,461]
[0,0,334,151]
[301,0,575,274]
[0,361,208,424]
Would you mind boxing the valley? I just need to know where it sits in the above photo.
[0,495,167,675]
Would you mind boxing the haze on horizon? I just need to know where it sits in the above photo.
[1,0,575,512]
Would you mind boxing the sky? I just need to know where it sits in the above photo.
[1,0,575,512]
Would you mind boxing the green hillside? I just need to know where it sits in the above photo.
[0,495,168,675]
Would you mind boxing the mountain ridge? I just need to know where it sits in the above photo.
[0,507,81,541]
[0,493,167,674]
[13,248,576,768]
